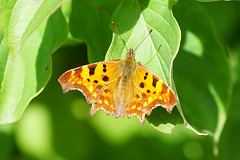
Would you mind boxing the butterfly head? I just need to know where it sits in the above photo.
[126,48,135,59]
[123,48,137,74]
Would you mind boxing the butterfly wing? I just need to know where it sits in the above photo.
[90,78,143,121]
[90,80,118,116]
[123,83,145,125]
[89,76,146,125]
[58,60,121,104]
[134,63,178,115]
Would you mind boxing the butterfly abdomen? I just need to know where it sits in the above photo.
[114,76,132,118]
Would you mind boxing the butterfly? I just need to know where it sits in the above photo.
[58,23,178,125]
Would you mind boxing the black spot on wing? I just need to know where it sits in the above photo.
[102,75,109,81]
[88,64,97,76]
[104,89,109,94]
[93,80,98,83]
[147,90,150,93]
[136,94,140,99]
[103,64,107,72]
[152,75,158,88]
[140,82,144,88]
[144,72,148,80]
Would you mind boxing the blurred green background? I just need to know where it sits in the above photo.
[0,1,240,160]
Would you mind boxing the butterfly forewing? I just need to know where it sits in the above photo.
[134,63,178,115]
[58,60,121,103]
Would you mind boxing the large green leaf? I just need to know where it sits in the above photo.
[173,0,231,143]
[0,0,65,60]
[218,45,240,159]
[198,0,239,2]
[0,9,68,124]
[69,0,122,62]
[105,0,182,133]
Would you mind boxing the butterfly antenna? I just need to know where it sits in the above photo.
[133,29,153,52]
[112,22,128,51]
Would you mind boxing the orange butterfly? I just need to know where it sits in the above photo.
[58,23,177,125]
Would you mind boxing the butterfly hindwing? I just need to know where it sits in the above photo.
[58,60,121,103]
[134,63,178,115]
[90,80,117,116]
[123,83,145,125]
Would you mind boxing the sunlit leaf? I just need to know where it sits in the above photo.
[198,0,239,2]
[0,9,68,124]
[105,0,182,133]
[173,0,231,142]
[0,0,65,60]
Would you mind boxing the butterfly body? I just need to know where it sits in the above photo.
[114,48,137,117]
[59,48,177,125]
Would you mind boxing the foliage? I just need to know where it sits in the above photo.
[0,0,239,159]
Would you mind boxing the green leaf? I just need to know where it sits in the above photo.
[0,9,68,124]
[0,0,65,60]
[198,0,239,2]
[105,0,182,133]
[69,0,122,62]
[218,46,240,159]
[0,124,13,159]
[173,0,231,142]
